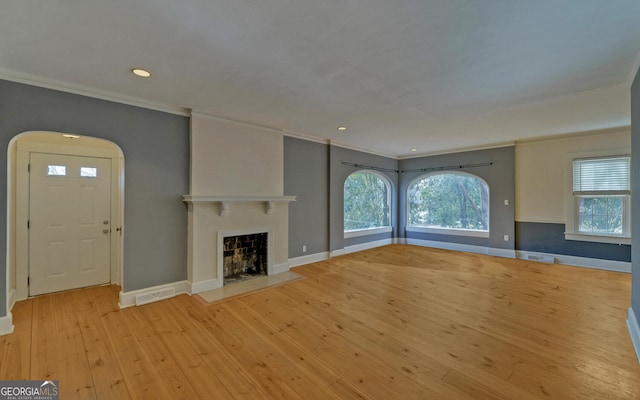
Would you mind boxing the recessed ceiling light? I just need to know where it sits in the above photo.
[411,148,418,152]
[337,126,347,131]
[131,68,151,78]
[62,134,80,139]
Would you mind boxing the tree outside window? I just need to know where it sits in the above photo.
[408,173,489,231]
[344,171,390,231]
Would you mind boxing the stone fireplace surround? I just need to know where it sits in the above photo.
[184,195,295,293]
[220,229,269,285]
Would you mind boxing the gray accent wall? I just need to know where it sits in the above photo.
[516,222,631,262]
[398,146,515,251]
[289,142,513,255]
[329,145,399,251]
[284,137,329,258]
[631,67,640,323]
[0,80,189,317]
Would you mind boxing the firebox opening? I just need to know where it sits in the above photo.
[223,232,268,285]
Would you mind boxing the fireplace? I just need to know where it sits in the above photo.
[217,228,273,286]
[184,196,294,293]
[222,232,268,285]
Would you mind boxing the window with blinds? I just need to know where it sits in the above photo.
[571,155,630,238]
[572,156,630,193]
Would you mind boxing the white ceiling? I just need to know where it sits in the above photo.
[1,0,640,157]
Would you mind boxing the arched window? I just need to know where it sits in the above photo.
[407,172,489,236]
[344,170,391,234]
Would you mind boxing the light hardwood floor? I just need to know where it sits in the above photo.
[1,244,639,399]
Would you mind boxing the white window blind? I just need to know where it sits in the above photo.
[572,156,630,193]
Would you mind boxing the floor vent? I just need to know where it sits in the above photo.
[524,254,555,263]
[135,287,175,306]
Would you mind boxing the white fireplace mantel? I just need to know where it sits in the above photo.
[183,195,296,216]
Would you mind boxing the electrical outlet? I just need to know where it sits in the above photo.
[504,199,509,206]
[302,245,307,253]
[503,234,509,241]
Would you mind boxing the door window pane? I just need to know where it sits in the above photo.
[80,167,98,177]
[47,165,66,176]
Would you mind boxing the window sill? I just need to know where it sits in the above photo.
[565,233,630,245]
[406,226,489,238]
[344,226,392,239]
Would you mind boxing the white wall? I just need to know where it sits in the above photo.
[188,202,289,284]
[187,113,290,290]
[190,113,283,196]
[515,128,631,223]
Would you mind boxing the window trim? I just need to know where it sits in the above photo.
[565,150,631,245]
[343,169,392,236]
[405,226,489,238]
[406,171,490,237]
[344,226,393,239]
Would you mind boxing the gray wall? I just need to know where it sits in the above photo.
[284,137,329,258]
[398,146,515,250]
[0,80,189,317]
[631,68,640,322]
[516,222,631,261]
[399,147,515,249]
[289,142,516,255]
[329,145,399,251]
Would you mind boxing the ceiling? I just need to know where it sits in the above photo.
[1,0,640,158]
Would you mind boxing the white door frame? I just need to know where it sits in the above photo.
[8,131,124,304]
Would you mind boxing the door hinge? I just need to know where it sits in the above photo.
[27,220,30,229]
[27,163,30,173]
[27,277,29,287]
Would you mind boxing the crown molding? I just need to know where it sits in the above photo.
[191,111,333,146]
[329,140,398,160]
[0,67,189,116]
[282,131,330,145]
[628,50,640,86]
[398,141,515,160]
[515,125,630,146]
[190,111,291,136]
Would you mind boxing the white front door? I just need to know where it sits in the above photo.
[29,153,112,296]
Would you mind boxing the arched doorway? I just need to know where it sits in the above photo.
[7,131,124,304]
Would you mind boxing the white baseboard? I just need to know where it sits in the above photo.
[119,280,190,308]
[0,312,14,335]
[189,278,221,294]
[289,252,330,268]
[344,239,393,254]
[8,288,16,311]
[627,308,640,364]
[329,239,394,258]
[272,262,291,275]
[516,250,631,273]
[330,249,346,257]
[406,238,491,255]
[488,248,517,258]
[124,264,296,304]
[403,240,629,272]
